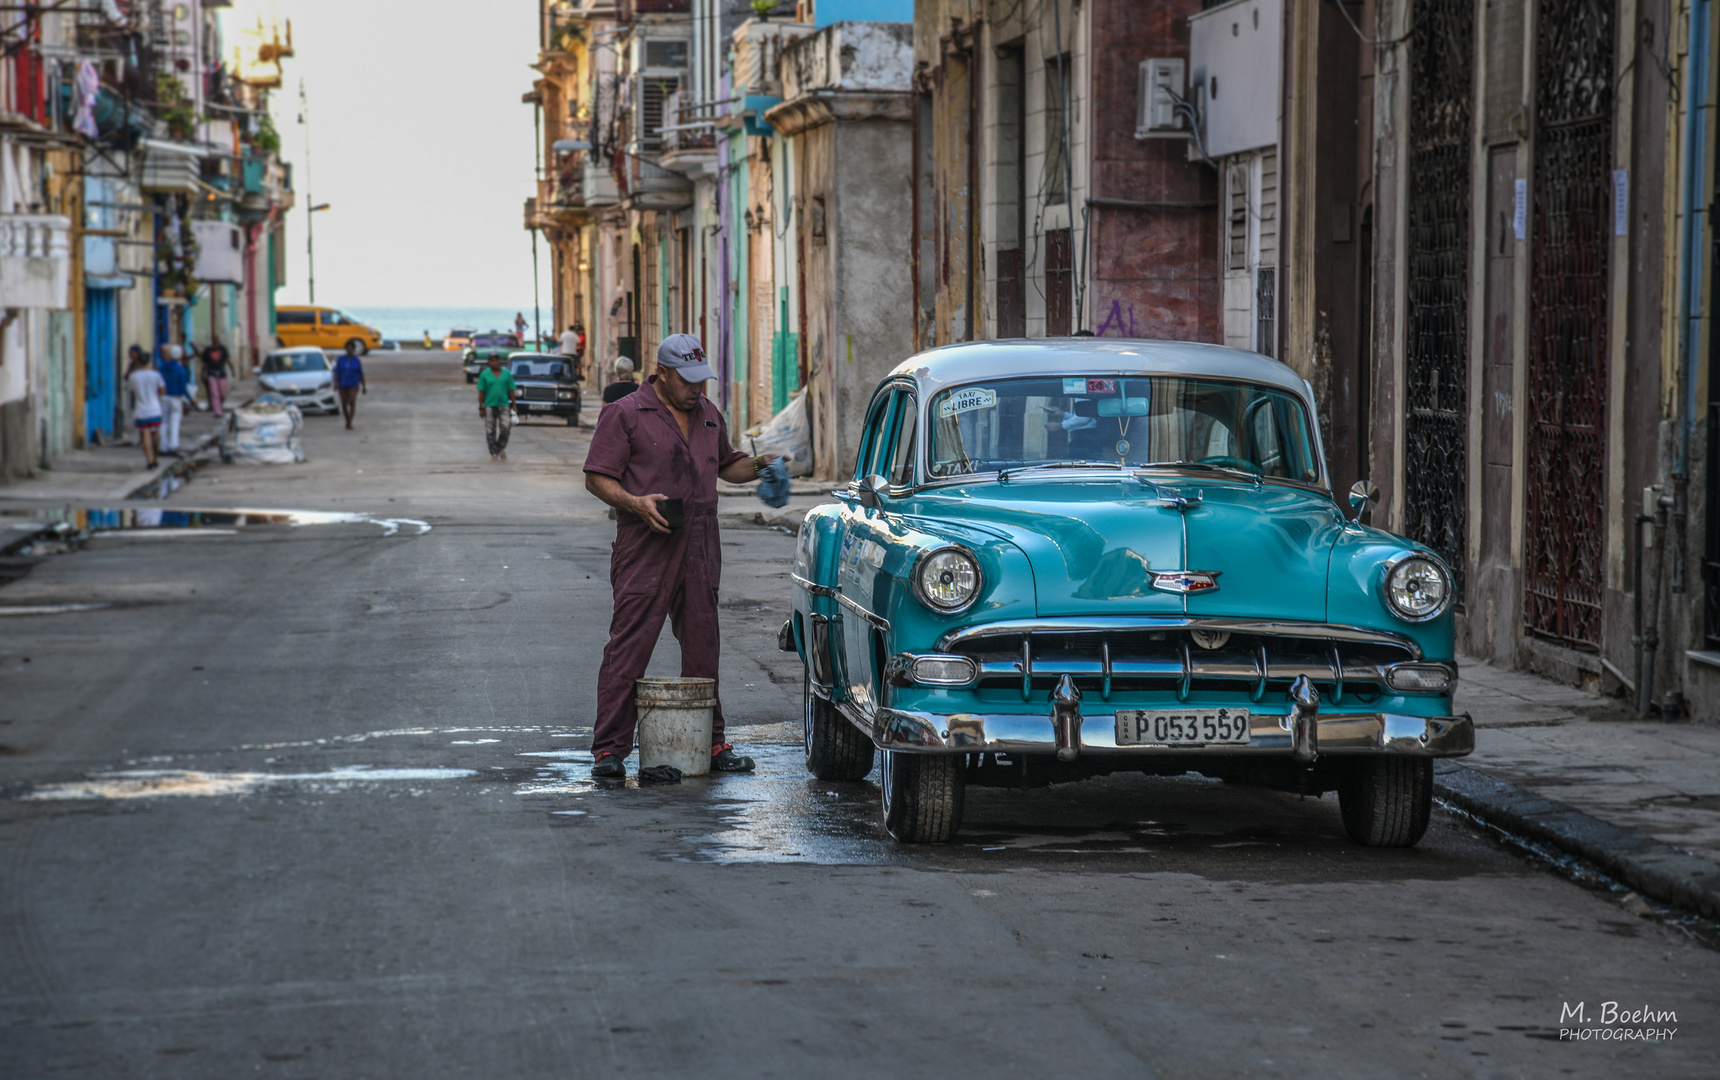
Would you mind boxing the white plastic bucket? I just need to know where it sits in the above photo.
[635,677,715,777]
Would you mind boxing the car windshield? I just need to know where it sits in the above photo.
[926,375,1321,483]
[473,334,517,347]
[513,359,570,379]
[261,353,329,373]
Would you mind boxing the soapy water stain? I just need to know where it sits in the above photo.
[1,506,431,543]
[20,766,477,801]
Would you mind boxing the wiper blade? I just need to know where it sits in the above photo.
[1141,460,1264,486]
[998,460,1125,482]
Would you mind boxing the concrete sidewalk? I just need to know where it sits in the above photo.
[716,476,831,530]
[0,377,253,505]
[1444,657,1720,917]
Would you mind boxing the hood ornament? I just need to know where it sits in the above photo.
[1137,476,1202,511]
[1150,570,1221,594]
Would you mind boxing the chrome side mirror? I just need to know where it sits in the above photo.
[856,474,889,510]
[1348,480,1380,523]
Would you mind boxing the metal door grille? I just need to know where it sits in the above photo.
[1525,0,1613,648]
[1403,0,1475,597]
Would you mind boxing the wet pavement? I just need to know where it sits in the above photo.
[2,354,1716,1078]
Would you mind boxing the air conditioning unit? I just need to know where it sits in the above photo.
[1136,58,1187,138]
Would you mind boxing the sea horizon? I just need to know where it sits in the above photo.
[342,305,557,342]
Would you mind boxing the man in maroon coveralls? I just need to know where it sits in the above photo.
[582,334,778,778]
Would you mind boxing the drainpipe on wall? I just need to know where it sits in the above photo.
[1672,1,1712,592]
[1651,0,1713,714]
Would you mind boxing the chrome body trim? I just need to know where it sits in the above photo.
[820,696,1474,758]
[937,616,1424,659]
[790,573,836,599]
[834,590,890,632]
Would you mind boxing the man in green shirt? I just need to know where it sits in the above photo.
[477,354,517,462]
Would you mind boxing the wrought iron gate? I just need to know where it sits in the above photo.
[1525,0,1613,648]
[1403,0,1475,596]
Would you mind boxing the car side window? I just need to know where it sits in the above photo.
[888,394,918,487]
[854,392,896,483]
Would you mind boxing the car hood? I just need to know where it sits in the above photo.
[912,477,1345,621]
[259,372,330,390]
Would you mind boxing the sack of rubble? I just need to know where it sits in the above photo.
[740,389,812,477]
[222,395,305,465]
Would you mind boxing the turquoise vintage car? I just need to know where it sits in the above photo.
[782,339,1473,845]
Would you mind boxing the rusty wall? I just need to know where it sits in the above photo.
[1086,0,1218,343]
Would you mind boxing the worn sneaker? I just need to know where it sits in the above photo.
[710,744,756,773]
[591,752,626,778]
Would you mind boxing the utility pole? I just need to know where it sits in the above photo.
[298,78,318,304]
[532,92,543,349]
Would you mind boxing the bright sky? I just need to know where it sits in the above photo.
[249,1,540,307]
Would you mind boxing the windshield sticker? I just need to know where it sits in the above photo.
[939,387,997,417]
[1066,377,1117,394]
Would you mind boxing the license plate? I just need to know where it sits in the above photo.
[1114,709,1252,746]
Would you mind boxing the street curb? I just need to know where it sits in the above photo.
[109,430,220,502]
[1434,761,1720,919]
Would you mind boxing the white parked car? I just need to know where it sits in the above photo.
[258,348,338,415]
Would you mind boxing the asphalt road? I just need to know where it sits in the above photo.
[1,353,1715,1078]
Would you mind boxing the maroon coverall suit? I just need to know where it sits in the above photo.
[583,376,750,761]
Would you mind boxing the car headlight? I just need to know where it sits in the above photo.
[1383,555,1453,622]
[557,390,573,400]
[913,546,981,613]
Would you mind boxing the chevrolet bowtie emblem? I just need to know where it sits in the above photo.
[1150,570,1221,594]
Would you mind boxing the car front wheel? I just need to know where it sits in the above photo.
[880,749,964,843]
[802,667,873,781]
[1337,757,1433,847]
[346,338,369,355]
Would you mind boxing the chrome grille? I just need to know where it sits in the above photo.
[520,386,557,401]
[939,620,1419,705]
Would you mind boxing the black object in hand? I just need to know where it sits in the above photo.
[659,498,685,530]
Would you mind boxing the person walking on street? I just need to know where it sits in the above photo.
[126,349,166,469]
[581,333,780,779]
[202,338,232,418]
[333,342,367,429]
[477,353,516,462]
[422,330,434,349]
[158,345,193,455]
[558,323,580,362]
[601,357,638,405]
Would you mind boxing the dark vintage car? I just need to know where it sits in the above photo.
[463,332,522,382]
[508,354,581,425]
[783,339,1472,845]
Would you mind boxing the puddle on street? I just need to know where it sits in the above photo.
[1,506,431,549]
[19,766,477,801]
[510,742,1324,866]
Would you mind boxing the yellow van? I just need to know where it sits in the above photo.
[275,306,384,353]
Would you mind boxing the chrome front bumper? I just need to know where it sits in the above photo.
[837,695,1473,759]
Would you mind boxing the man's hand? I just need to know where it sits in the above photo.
[631,493,672,533]
[586,472,672,533]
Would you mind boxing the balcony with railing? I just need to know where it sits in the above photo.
[0,213,72,308]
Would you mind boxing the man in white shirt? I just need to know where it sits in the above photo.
[126,351,167,468]
[558,323,580,361]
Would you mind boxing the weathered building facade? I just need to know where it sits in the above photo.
[1,1,295,484]
[910,0,1220,350]
[766,21,916,477]
[530,0,912,478]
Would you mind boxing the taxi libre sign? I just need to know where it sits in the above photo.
[939,387,997,417]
